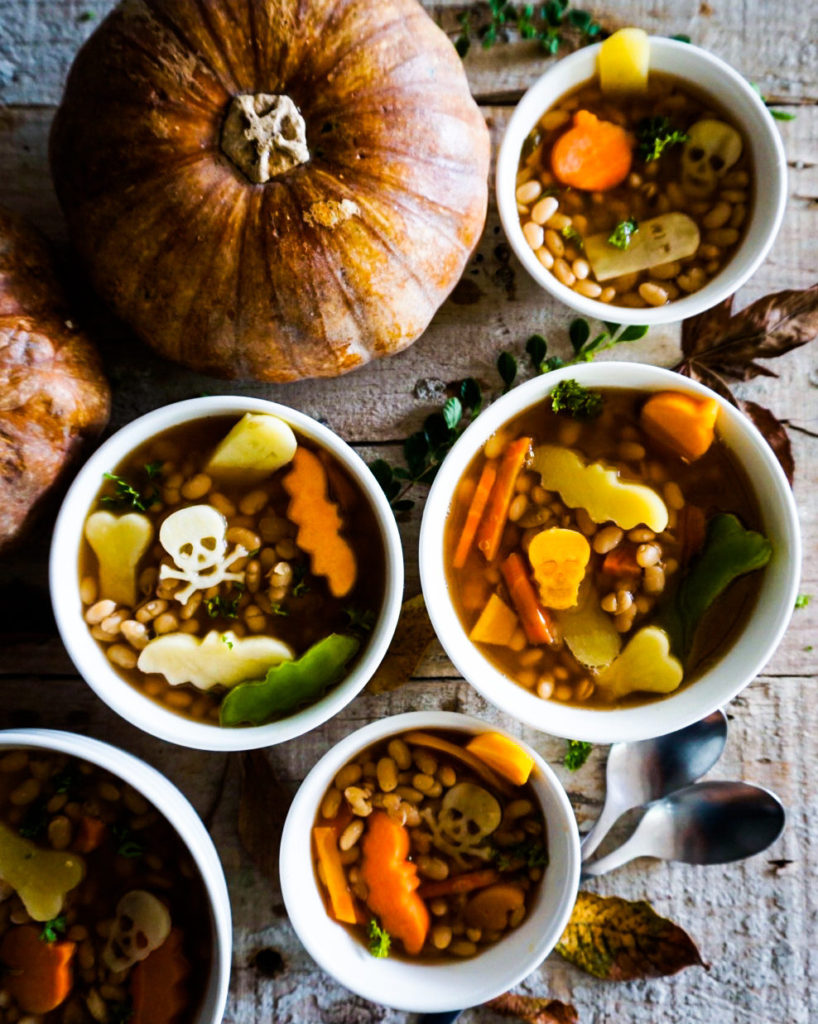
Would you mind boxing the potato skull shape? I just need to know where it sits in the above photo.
[158,504,247,604]
[681,119,743,197]
[102,889,171,972]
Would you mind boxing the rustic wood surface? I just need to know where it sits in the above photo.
[0,1,816,1022]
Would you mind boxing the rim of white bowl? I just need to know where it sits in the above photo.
[496,37,788,324]
[50,397,404,752]
[419,363,801,743]
[279,710,580,1012]
[0,728,231,1023]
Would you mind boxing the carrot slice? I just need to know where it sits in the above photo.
[73,816,107,854]
[131,927,190,1024]
[360,812,429,955]
[466,732,534,786]
[313,826,358,925]
[551,110,633,191]
[500,552,556,646]
[0,925,75,1014]
[476,438,532,562]
[417,868,500,900]
[453,462,497,569]
[402,731,513,796]
[640,391,719,461]
[601,543,642,577]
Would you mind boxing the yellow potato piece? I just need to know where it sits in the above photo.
[598,27,650,94]
[206,413,297,483]
[557,584,622,668]
[532,445,668,532]
[528,527,590,610]
[0,822,85,921]
[595,626,683,699]
[137,629,293,691]
[85,511,154,607]
[469,594,519,646]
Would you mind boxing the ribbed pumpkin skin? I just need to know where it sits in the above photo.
[50,0,490,382]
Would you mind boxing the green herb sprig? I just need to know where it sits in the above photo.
[636,116,689,162]
[111,823,146,859]
[496,837,549,869]
[368,919,392,958]
[750,82,797,121]
[564,739,593,771]
[526,319,649,375]
[100,462,163,512]
[795,594,811,609]
[205,589,243,619]
[607,218,638,250]
[454,0,604,58]
[551,379,603,419]
[40,915,68,943]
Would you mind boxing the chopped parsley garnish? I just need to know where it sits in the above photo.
[795,594,811,609]
[112,824,146,859]
[270,603,289,617]
[344,606,376,632]
[291,563,311,597]
[368,919,391,958]
[53,764,81,796]
[607,217,638,250]
[561,224,584,249]
[40,915,67,943]
[550,379,603,420]
[496,837,549,870]
[205,589,242,619]
[563,739,593,771]
[221,635,234,650]
[636,116,689,162]
[100,462,163,512]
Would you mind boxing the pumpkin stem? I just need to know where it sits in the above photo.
[221,94,309,183]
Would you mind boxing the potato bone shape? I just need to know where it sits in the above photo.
[103,890,171,972]
[85,511,153,607]
[0,821,85,921]
[681,119,743,197]
[137,629,294,691]
[159,504,247,605]
[422,783,502,868]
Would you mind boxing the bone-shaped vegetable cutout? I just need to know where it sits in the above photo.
[159,505,247,605]
[138,629,294,691]
[595,625,683,699]
[532,445,668,532]
[0,821,85,921]
[422,783,501,869]
[102,889,171,972]
[85,511,154,607]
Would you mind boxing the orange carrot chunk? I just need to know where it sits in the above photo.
[640,391,719,461]
[500,552,556,646]
[453,462,497,568]
[551,110,633,191]
[313,826,358,925]
[476,437,532,563]
[74,816,107,854]
[601,543,642,577]
[417,868,500,900]
[0,925,75,1015]
[131,927,191,1024]
[360,811,430,955]
[466,732,534,786]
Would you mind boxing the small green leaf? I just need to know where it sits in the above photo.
[442,396,463,431]
[568,318,590,353]
[369,459,394,489]
[795,594,811,609]
[497,351,518,391]
[424,412,452,450]
[617,324,650,342]
[39,915,68,943]
[669,33,691,42]
[567,8,592,29]
[526,334,548,371]
[368,918,392,958]
[770,109,796,121]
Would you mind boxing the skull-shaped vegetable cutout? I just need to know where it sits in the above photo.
[421,783,502,868]
[159,504,247,605]
[681,120,743,197]
[102,890,171,972]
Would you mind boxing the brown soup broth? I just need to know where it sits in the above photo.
[79,416,385,724]
[0,748,211,1022]
[312,729,547,962]
[444,389,763,710]
[517,72,753,307]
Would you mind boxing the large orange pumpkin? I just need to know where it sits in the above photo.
[50,0,490,382]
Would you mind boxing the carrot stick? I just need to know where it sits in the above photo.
[601,544,641,577]
[313,827,358,925]
[418,868,500,901]
[500,552,556,646]
[476,438,531,562]
[453,462,497,569]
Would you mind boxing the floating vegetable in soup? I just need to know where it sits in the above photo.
[444,382,771,708]
[313,730,545,960]
[516,28,751,307]
[0,748,210,1021]
[79,413,383,726]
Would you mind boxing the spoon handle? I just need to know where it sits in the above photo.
[580,832,643,878]
[580,797,625,861]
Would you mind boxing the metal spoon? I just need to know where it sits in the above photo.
[582,780,785,878]
[581,709,728,861]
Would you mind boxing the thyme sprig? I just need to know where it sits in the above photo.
[454,0,604,58]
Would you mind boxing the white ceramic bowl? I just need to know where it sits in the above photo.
[419,363,801,743]
[50,396,403,752]
[496,37,788,323]
[280,711,580,1013]
[0,728,231,1022]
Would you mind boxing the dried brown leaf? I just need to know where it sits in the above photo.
[486,992,579,1024]
[556,891,705,981]
[738,400,795,484]
[238,749,294,883]
[366,594,436,693]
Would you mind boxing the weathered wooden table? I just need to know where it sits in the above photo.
[1,1,816,1021]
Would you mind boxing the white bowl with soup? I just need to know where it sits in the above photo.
[496,35,787,322]
[50,397,403,752]
[280,711,580,1013]
[0,728,231,1023]
[419,363,800,743]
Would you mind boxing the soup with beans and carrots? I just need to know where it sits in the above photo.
[79,413,383,727]
[313,729,546,960]
[444,382,771,709]
[516,72,751,308]
[0,748,210,1023]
